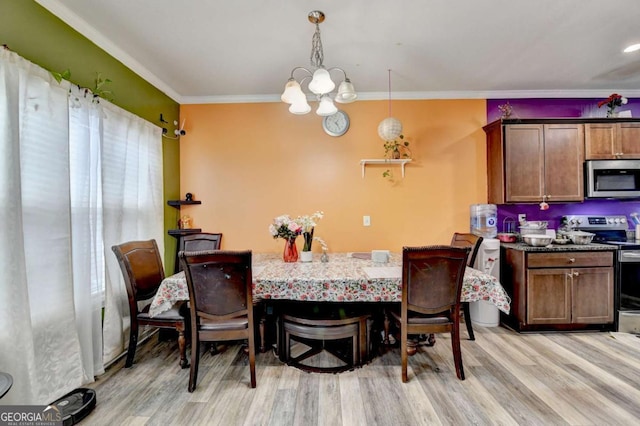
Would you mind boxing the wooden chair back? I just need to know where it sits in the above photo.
[450,232,483,267]
[177,233,222,271]
[112,239,165,305]
[403,245,470,316]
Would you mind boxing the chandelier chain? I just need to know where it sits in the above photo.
[310,23,324,68]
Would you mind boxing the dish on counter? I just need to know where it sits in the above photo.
[522,234,554,247]
[553,237,570,245]
[497,233,517,242]
[567,231,595,245]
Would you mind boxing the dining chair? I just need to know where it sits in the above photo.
[112,239,188,368]
[450,232,484,340]
[176,232,222,272]
[389,245,470,382]
[179,249,256,392]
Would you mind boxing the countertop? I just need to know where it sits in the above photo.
[501,242,617,252]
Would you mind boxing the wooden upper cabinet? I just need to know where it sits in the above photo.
[504,125,545,202]
[503,123,584,203]
[543,124,584,202]
[585,122,640,159]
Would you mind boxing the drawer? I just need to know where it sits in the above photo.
[527,251,613,268]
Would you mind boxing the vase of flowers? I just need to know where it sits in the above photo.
[598,93,628,117]
[297,211,324,262]
[283,238,298,262]
[269,214,302,262]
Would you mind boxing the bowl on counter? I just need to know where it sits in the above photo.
[567,231,595,245]
[497,233,517,243]
[553,237,571,245]
[522,234,554,247]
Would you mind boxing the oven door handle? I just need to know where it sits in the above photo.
[620,252,640,260]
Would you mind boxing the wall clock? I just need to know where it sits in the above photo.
[322,110,350,137]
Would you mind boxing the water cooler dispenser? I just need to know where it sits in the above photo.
[470,238,501,327]
[469,204,500,326]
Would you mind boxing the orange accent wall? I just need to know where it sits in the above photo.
[179,99,488,253]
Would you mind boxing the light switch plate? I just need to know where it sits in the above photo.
[363,215,371,226]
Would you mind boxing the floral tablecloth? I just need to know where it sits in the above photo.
[149,252,511,317]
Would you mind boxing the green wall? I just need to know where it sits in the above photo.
[1,0,181,271]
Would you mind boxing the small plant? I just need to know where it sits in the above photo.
[92,73,113,102]
[51,68,71,83]
[383,134,410,160]
[382,134,410,179]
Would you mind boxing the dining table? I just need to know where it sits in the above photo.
[150,252,511,317]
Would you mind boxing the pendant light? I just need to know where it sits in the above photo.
[378,69,403,141]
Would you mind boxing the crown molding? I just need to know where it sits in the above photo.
[178,89,640,105]
[36,0,181,102]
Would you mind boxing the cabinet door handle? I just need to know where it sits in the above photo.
[568,258,576,263]
[573,271,579,277]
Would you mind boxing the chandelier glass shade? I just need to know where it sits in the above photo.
[281,11,357,116]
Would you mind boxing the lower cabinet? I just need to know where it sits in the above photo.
[502,249,614,331]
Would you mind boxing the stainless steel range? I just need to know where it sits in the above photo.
[563,214,640,333]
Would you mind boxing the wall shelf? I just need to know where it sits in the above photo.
[168,228,202,237]
[167,200,201,208]
[359,159,412,178]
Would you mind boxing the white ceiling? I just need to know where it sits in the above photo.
[37,0,640,104]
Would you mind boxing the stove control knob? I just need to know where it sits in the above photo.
[620,218,627,224]
[576,219,583,225]
[608,218,614,224]
[614,218,620,224]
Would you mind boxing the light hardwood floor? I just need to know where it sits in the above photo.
[86,326,640,425]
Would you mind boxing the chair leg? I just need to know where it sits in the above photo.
[401,328,408,383]
[176,323,189,369]
[248,330,257,388]
[451,321,465,380]
[188,336,200,392]
[125,321,139,368]
[462,302,475,341]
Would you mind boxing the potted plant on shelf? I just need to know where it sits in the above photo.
[383,134,411,159]
[383,135,411,179]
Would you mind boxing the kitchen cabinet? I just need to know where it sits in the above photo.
[502,247,614,331]
[484,120,584,203]
[585,122,640,159]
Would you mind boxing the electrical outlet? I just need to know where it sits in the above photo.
[363,215,371,227]
[518,213,526,223]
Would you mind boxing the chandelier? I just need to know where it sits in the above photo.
[280,10,357,116]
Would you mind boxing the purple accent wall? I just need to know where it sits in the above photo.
[487,98,640,123]
[497,200,640,233]
[486,98,640,232]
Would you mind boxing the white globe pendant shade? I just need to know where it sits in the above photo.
[378,117,403,141]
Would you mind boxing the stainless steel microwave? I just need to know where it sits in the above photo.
[585,160,640,198]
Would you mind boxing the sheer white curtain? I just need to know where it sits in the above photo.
[0,49,163,404]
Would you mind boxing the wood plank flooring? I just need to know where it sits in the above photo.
[85,326,640,425]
